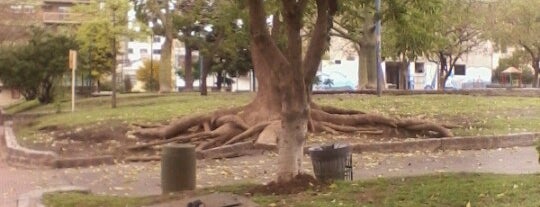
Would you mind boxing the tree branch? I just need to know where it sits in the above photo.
[330,23,359,43]
[303,0,331,86]
[248,0,289,72]
[521,41,537,59]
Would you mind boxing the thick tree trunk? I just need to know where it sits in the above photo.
[398,60,409,90]
[159,37,173,93]
[241,40,282,124]
[356,47,368,89]
[360,14,377,89]
[532,57,539,88]
[200,55,212,96]
[216,71,223,90]
[359,40,377,89]
[184,45,194,91]
[533,69,540,88]
[438,52,447,90]
[277,5,309,183]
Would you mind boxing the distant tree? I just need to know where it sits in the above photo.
[333,0,440,89]
[428,0,487,90]
[0,28,76,103]
[382,0,442,90]
[180,0,249,96]
[76,21,113,92]
[136,59,160,91]
[73,0,133,107]
[212,48,253,90]
[487,0,540,87]
[172,0,199,91]
[133,0,176,93]
[494,50,534,84]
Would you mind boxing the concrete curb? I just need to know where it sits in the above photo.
[351,133,540,153]
[0,110,115,169]
[254,133,540,154]
[2,121,57,168]
[17,186,90,207]
[313,88,540,97]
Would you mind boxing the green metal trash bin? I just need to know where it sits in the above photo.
[161,144,196,193]
[309,143,353,181]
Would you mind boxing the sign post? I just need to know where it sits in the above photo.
[69,50,77,112]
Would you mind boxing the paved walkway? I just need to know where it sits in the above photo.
[1,147,540,207]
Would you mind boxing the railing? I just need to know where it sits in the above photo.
[42,12,80,24]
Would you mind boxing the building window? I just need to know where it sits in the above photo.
[153,49,161,54]
[454,64,466,75]
[10,5,22,13]
[23,5,34,13]
[140,49,148,54]
[153,37,160,42]
[414,62,424,73]
[58,6,70,13]
[128,48,133,54]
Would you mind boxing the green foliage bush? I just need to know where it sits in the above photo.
[0,27,77,103]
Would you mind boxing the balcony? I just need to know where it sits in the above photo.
[42,12,81,24]
[42,0,90,3]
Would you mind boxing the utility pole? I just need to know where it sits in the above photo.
[375,0,383,97]
[111,7,117,108]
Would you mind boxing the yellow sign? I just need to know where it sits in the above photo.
[69,50,77,70]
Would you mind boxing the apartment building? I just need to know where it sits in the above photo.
[41,0,91,25]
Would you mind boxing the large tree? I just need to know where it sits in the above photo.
[331,0,439,89]
[488,0,540,87]
[73,0,132,106]
[180,0,250,95]
[134,0,453,183]
[428,0,486,90]
[172,0,198,91]
[331,1,378,89]
[382,0,442,90]
[75,19,114,93]
[133,0,175,93]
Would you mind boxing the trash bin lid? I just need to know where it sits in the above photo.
[308,143,351,160]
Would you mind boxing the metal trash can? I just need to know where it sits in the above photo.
[309,143,353,181]
[161,144,196,194]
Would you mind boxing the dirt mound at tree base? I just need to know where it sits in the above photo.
[248,174,328,195]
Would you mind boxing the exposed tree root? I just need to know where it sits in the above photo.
[128,105,456,154]
[126,132,216,151]
[224,121,273,145]
[196,123,243,150]
[318,105,365,115]
[320,122,379,133]
[133,114,211,139]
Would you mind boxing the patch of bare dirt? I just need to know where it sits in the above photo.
[248,174,328,195]
[35,120,158,159]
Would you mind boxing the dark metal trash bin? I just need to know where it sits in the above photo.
[309,144,353,181]
[161,144,196,194]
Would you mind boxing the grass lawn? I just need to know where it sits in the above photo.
[6,93,540,145]
[44,173,540,207]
